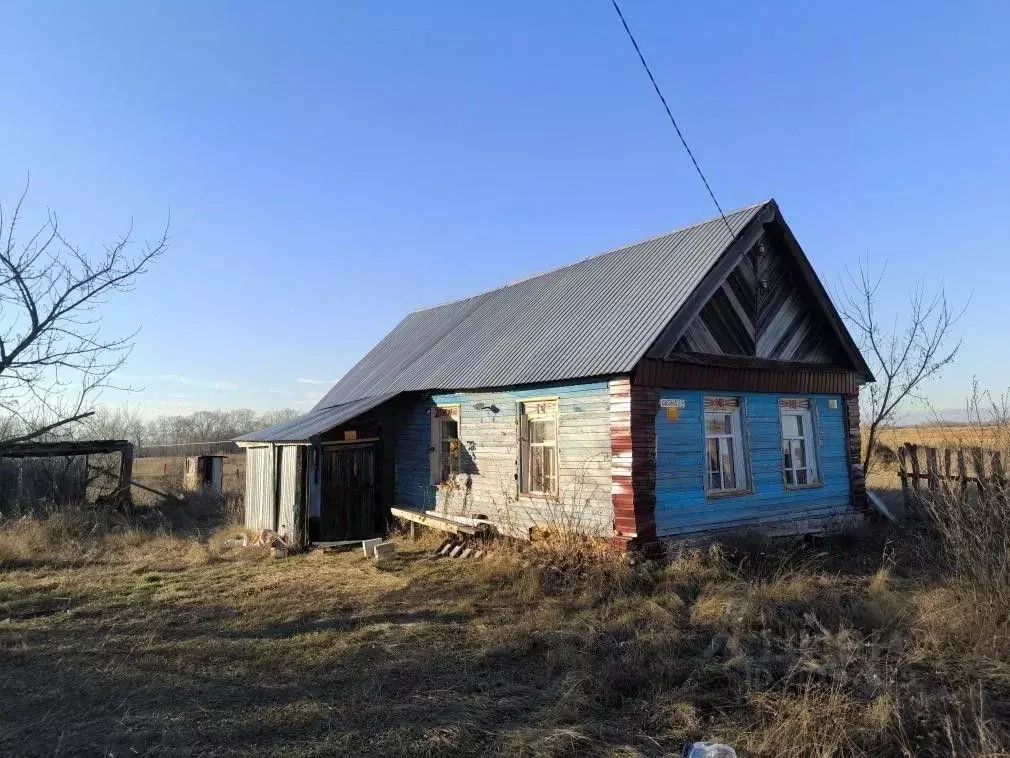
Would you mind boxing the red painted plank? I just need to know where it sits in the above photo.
[613,517,639,531]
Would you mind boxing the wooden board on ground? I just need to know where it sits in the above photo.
[389,506,480,536]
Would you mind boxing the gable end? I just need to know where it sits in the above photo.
[670,234,843,363]
[645,204,871,379]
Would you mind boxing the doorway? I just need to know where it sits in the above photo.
[318,443,378,541]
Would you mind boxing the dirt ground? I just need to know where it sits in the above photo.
[2,502,1009,757]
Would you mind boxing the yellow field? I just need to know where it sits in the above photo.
[873,424,1002,450]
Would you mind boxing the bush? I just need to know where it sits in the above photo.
[918,485,1010,631]
[872,442,898,468]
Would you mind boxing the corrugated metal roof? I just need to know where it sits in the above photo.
[237,393,396,442]
[314,202,771,411]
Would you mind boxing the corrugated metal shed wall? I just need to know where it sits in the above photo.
[244,446,275,531]
[277,445,301,546]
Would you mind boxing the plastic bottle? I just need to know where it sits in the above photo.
[683,742,737,758]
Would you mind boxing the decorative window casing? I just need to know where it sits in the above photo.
[779,398,818,486]
[520,400,558,496]
[704,397,747,493]
[431,405,460,485]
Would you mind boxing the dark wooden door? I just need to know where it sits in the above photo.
[319,444,377,541]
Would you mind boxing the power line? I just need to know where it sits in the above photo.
[609,0,734,236]
[139,439,238,449]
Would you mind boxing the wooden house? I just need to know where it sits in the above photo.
[237,200,872,549]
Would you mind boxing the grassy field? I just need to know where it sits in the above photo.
[863,424,1004,517]
[3,501,1010,757]
[131,454,246,506]
[875,424,1010,451]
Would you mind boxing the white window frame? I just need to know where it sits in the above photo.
[430,404,461,485]
[519,399,559,497]
[704,398,748,494]
[780,402,819,487]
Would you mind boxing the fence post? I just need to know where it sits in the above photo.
[925,447,940,493]
[992,450,1007,504]
[908,444,921,492]
[957,448,969,497]
[897,444,911,508]
[971,447,987,498]
[943,449,953,494]
[117,443,135,515]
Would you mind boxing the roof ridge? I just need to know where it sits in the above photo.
[409,200,771,314]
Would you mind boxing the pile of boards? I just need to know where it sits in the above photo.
[431,537,484,560]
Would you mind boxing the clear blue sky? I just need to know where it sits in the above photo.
[1,1,1006,417]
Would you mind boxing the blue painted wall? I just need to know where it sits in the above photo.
[393,379,615,535]
[655,391,854,537]
[394,398,437,511]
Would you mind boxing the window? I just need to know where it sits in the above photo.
[520,400,558,495]
[704,397,747,493]
[780,399,818,486]
[431,405,460,484]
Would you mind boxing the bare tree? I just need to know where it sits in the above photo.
[839,265,963,475]
[81,404,148,447]
[85,405,298,450]
[0,179,167,443]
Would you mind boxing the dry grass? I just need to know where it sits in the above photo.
[4,502,1010,757]
[874,424,990,449]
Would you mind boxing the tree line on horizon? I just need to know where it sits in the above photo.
[81,406,298,452]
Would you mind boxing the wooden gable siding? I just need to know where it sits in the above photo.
[394,380,616,538]
[669,236,843,364]
[651,390,857,537]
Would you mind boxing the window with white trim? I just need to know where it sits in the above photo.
[704,397,747,493]
[520,400,558,495]
[779,399,818,486]
[431,405,460,484]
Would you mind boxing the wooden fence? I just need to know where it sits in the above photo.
[897,441,1008,505]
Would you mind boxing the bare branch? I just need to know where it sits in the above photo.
[2,411,95,444]
[0,183,167,442]
[839,262,964,476]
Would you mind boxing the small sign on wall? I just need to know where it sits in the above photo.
[828,399,839,409]
[344,430,357,441]
[660,398,685,421]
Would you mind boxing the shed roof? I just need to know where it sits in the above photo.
[240,200,868,443]
[238,393,396,443]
